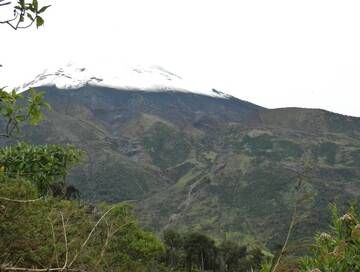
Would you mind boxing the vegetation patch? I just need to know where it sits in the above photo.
[314,142,338,165]
[241,134,274,154]
[167,161,196,183]
[275,140,304,159]
[144,122,191,169]
[350,149,360,166]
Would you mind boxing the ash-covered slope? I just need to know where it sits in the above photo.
[17,66,360,252]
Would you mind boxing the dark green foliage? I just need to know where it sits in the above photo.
[167,162,196,183]
[318,167,357,181]
[237,135,302,161]
[215,168,293,216]
[218,240,247,271]
[242,134,274,154]
[161,230,268,272]
[275,140,303,159]
[164,229,183,250]
[0,143,82,195]
[183,232,216,271]
[89,158,157,202]
[350,149,360,166]
[163,229,185,269]
[144,122,191,169]
[315,142,338,165]
[326,112,360,133]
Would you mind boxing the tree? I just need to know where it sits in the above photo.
[218,240,247,272]
[163,229,184,269]
[183,232,216,272]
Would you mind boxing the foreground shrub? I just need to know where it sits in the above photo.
[299,204,360,272]
[0,177,164,272]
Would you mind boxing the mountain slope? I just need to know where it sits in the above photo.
[25,84,261,202]
[15,68,360,252]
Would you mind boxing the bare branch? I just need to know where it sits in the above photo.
[0,10,19,24]
[60,213,68,271]
[1,266,84,271]
[0,196,43,203]
[270,167,311,272]
[0,0,11,7]
[1,206,121,271]
[270,196,298,272]
[1,213,85,272]
[95,220,111,267]
[5,21,16,29]
[49,217,60,267]
[95,220,133,267]
[16,17,36,29]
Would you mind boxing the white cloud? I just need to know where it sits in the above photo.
[1,0,360,116]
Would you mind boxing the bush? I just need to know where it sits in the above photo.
[0,178,164,271]
[0,143,82,195]
[299,204,360,272]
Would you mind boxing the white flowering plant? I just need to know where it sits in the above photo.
[299,204,360,272]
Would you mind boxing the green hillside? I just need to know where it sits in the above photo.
[18,86,360,253]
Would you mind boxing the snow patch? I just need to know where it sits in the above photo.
[18,63,231,99]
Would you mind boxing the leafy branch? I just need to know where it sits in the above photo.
[0,143,83,195]
[0,88,50,138]
[0,0,50,30]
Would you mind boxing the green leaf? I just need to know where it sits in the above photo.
[32,0,38,11]
[27,13,34,21]
[18,0,25,8]
[38,5,51,14]
[36,16,44,28]
[27,4,35,13]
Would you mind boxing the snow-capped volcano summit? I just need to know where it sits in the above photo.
[19,63,230,99]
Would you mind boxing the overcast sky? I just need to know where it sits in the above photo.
[1,0,360,116]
